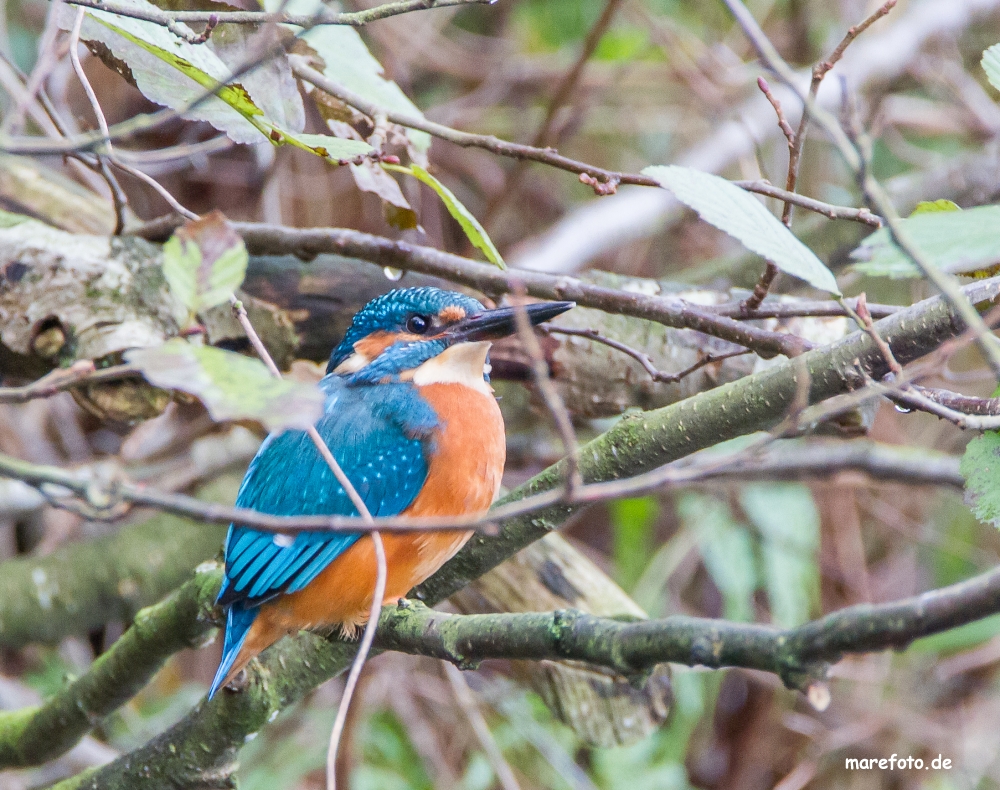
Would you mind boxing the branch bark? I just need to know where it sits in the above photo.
[0,504,226,649]
[233,222,811,359]
[42,274,1000,788]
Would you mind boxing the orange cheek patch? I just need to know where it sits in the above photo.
[439,305,467,323]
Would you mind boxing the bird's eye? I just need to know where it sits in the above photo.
[406,314,431,334]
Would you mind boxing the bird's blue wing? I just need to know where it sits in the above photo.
[217,377,438,609]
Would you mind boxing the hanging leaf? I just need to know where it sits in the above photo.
[126,340,324,431]
[209,19,305,134]
[983,43,1000,94]
[740,484,820,629]
[642,165,840,295]
[851,204,1000,278]
[275,0,431,156]
[385,164,505,269]
[58,1,261,143]
[961,428,1000,528]
[163,211,248,314]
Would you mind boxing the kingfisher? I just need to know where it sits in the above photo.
[209,287,572,697]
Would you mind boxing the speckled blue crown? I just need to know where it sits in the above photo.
[327,287,486,373]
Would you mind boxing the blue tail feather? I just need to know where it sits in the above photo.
[209,602,258,699]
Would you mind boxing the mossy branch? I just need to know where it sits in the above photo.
[27,275,1000,787]
[0,564,221,768]
[0,510,225,650]
[31,557,1000,784]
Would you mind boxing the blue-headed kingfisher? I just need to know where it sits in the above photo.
[209,287,573,697]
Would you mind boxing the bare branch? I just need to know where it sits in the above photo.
[61,0,493,29]
[232,221,812,359]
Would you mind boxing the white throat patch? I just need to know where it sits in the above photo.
[410,341,493,396]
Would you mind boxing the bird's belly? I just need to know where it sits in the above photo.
[261,382,504,635]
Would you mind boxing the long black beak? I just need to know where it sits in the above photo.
[448,301,574,342]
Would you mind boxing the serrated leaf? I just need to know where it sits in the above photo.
[163,211,248,313]
[58,0,261,143]
[642,165,840,295]
[851,204,1000,278]
[269,130,372,162]
[961,430,1000,528]
[386,164,505,268]
[126,340,324,431]
[983,43,1000,94]
[740,484,819,629]
[911,199,961,215]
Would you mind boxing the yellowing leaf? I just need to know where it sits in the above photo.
[910,200,961,215]
[59,1,261,143]
[266,130,372,161]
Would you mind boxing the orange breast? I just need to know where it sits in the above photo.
[255,381,505,637]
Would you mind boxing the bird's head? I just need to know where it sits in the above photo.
[328,287,573,389]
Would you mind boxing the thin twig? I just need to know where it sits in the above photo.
[62,0,492,29]
[708,296,898,320]
[233,220,811,359]
[111,160,199,220]
[0,362,142,404]
[511,294,581,494]
[444,663,522,790]
[722,0,1000,377]
[290,57,882,221]
[543,326,750,383]
[69,7,111,154]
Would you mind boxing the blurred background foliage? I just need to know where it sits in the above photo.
[4,0,1000,788]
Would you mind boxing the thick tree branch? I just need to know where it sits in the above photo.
[31,548,1000,781]
[0,564,220,768]
[0,507,225,649]
[233,222,811,359]
[41,275,1000,788]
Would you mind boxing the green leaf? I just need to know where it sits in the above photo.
[385,164,505,269]
[267,130,372,162]
[162,211,248,314]
[126,340,324,431]
[58,0,262,143]
[609,496,658,591]
[680,493,757,622]
[983,43,1000,94]
[641,165,840,295]
[910,199,961,215]
[851,204,1000,278]
[740,483,819,629]
[961,429,1000,527]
